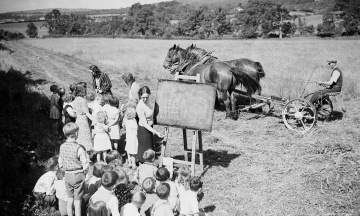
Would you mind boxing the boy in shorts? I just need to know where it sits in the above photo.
[59,123,89,216]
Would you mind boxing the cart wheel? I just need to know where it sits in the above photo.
[282,99,316,132]
[315,97,333,121]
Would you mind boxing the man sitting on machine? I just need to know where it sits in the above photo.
[309,60,343,106]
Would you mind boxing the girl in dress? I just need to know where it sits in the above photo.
[72,84,95,151]
[102,95,121,151]
[62,93,76,124]
[93,111,112,163]
[124,107,138,169]
[49,85,61,134]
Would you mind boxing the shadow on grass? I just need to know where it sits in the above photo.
[172,149,241,176]
[203,204,216,213]
[0,67,61,215]
[328,110,343,121]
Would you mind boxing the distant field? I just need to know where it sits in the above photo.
[0,21,48,38]
[22,38,360,100]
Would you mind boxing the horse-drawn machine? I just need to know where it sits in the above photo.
[163,44,337,133]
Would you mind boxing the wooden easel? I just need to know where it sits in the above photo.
[159,73,203,176]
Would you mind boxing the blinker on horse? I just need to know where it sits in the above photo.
[163,44,262,120]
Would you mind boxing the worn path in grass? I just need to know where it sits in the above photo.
[4,40,360,216]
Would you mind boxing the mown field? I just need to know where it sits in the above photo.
[3,38,360,216]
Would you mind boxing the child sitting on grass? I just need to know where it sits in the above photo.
[155,167,179,213]
[133,149,157,186]
[151,183,174,216]
[179,176,207,216]
[32,157,58,208]
[105,150,121,164]
[113,167,133,211]
[59,123,89,216]
[120,191,146,216]
[90,171,120,216]
[140,177,159,216]
[174,165,191,196]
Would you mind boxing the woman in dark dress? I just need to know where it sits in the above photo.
[135,86,164,163]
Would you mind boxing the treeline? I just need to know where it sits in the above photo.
[41,0,359,39]
[0,29,26,40]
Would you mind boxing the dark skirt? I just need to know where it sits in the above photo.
[137,125,154,163]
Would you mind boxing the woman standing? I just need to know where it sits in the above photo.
[136,86,164,163]
[72,83,96,151]
[89,65,112,96]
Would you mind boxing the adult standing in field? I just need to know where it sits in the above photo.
[122,72,141,101]
[309,60,343,104]
[136,86,164,163]
[89,65,112,95]
[72,83,96,151]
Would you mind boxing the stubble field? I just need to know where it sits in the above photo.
[2,38,360,215]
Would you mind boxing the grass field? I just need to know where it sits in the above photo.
[3,38,360,216]
[0,21,48,38]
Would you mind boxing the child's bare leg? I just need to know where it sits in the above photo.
[73,199,81,216]
[113,141,118,150]
[96,153,100,163]
[131,155,136,167]
[67,198,74,216]
[103,151,107,163]
[127,153,131,167]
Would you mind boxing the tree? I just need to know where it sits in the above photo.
[25,22,38,38]
[236,1,291,38]
[335,0,360,35]
[317,12,336,37]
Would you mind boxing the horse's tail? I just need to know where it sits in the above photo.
[230,67,261,95]
[255,62,265,79]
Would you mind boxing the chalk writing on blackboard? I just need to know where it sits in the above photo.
[158,98,181,121]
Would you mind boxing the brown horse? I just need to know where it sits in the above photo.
[163,45,261,119]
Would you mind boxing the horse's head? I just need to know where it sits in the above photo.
[186,44,214,62]
[163,44,187,71]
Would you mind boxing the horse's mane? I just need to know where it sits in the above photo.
[186,45,218,62]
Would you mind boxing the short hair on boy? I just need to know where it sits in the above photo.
[189,176,203,192]
[58,88,65,96]
[126,107,136,119]
[101,171,118,188]
[109,96,119,107]
[142,177,156,194]
[63,93,75,103]
[93,162,105,178]
[132,191,146,205]
[113,167,128,185]
[102,164,114,173]
[45,156,58,172]
[109,159,122,168]
[155,167,170,182]
[156,183,170,200]
[63,123,79,137]
[69,83,76,92]
[105,150,120,164]
[87,200,108,216]
[50,84,58,93]
[122,72,135,84]
[143,149,155,162]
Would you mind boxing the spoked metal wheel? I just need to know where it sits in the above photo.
[315,97,333,121]
[282,99,316,133]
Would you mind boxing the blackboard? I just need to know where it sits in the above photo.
[154,79,216,132]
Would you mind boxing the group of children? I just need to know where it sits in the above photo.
[37,83,208,216]
[33,122,207,216]
[48,83,139,169]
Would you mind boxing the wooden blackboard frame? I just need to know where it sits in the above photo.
[154,79,217,132]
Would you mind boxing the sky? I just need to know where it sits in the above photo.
[0,0,172,13]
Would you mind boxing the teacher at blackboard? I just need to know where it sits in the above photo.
[136,86,164,163]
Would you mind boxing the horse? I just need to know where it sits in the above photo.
[163,44,261,120]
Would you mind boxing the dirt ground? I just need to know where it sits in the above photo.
[3,41,360,216]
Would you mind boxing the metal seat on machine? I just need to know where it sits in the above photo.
[326,92,341,97]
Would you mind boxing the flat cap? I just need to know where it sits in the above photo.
[327,60,337,64]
